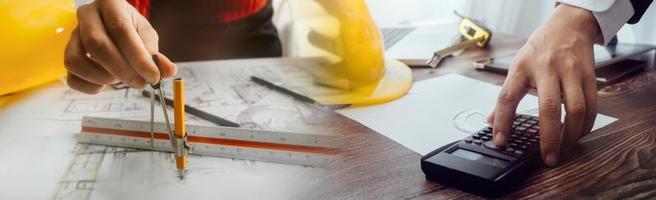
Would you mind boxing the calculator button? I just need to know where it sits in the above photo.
[481,136,491,141]
[485,133,493,137]
[513,121,521,125]
[476,132,486,136]
[527,119,538,124]
[515,127,527,132]
[520,145,529,150]
[505,147,515,153]
[521,123,532,128]
[473,139,483,145]
[520,136,528,141]
[532,125,539,130]
[484,127,492,132]
[529,138,538,143]
[509,143,519,148]
[527,129,538,134]
[472,135,481,139]
[464,138,473,143]
[514,150,524,155]
[517,118,527,122]
[510,134,519,139]
[483,141,502,150]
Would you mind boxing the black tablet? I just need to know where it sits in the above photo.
[474,43,655,84]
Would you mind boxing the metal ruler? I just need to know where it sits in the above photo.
[77,116,337,166]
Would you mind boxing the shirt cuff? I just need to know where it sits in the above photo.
[556,0,635,45]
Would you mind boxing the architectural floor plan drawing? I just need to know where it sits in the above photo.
[48,58,338,133]
[54,143,322,200]
[49,88,148,121]
[165,61,337,133]
[2,58,340,200]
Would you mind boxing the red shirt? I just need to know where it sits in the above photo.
[128,0,267,22]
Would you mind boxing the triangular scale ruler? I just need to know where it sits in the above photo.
[77,116,338,166]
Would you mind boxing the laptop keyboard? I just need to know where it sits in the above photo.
[381,27,416,50]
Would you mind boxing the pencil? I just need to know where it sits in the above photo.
[250,75,351,110]
[172,78,187,178]
[141,90,240,128]
[250,75,318,104]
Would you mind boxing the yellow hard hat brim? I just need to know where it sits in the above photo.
[314,58,412,105]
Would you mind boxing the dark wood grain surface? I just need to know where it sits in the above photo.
[301,35,656,199]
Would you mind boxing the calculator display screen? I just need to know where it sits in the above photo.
[452,149,508,168]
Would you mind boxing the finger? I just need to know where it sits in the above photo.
[581,70,598,138]
[153,53,177,78]
[64,28,118,85]
[560,72,585,148]
[66,72,105,94]
[487,111,495,126]
[135,12,159,53]
[77,4,146,88]
[536,75,563,167]
[131,9,177,79]
[492,66,529,147]
[97,0,160,83]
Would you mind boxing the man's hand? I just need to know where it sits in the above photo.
[488,4,601,167]
[64,0,176,94]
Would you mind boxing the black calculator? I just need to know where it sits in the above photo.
[421,114,541,197]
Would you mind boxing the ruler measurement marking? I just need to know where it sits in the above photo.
[79,116,337,166]
[78,134,332,166]
[81,126,335,154]
[83,117,331,147]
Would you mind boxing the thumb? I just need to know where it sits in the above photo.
[153,53,177,78]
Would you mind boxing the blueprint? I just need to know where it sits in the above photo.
[53,144,321,200]
[0,58,336,200]
[47,59,338,134]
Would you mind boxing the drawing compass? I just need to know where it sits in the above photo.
[149,56,192,179]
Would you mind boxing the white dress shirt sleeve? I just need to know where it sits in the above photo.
[556,0,635,45]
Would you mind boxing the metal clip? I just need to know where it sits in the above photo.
[173,134,192,154]
[183,134,192,153]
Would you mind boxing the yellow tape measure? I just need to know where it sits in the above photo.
[427,11,492,68]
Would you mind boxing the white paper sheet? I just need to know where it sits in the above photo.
[0,58,331,200]
[337,74,618,155]
[384,22,460,60]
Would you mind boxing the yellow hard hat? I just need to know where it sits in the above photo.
[286,0,413,105]
[0,0,76,96]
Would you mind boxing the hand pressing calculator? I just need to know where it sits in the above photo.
[421,114,541,197]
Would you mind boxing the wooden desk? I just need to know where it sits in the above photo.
[306,35,656,199]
